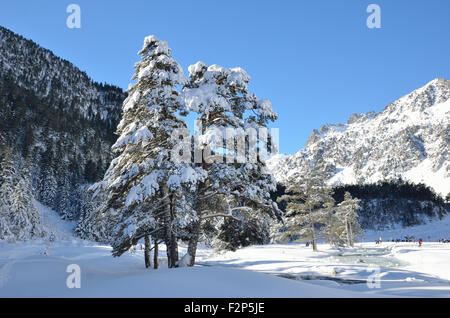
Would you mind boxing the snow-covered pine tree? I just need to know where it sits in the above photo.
[0,148,44,241]
[57,181,71,218]
[37,143,58,209]
[89,36,205,268]
[334,192,362,247]
[212,212,271,251]
[276,162,334,251]
[317,197,344,248]
[75,186,110,243]
[9,167,45,241]
[0,148,14,240]
[0,202,12,240]
[178,62,281,265]
[57,169,82,221]
[0,148,16,209]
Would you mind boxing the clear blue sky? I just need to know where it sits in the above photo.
[1,0,449,154]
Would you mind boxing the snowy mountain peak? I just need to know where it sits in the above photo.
[385,78,450,114]
[269,79,450,197]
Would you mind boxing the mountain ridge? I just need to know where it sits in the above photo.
[0,25,124,124]
[268,78,450,197]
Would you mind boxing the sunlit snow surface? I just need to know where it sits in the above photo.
[0,203,449,297]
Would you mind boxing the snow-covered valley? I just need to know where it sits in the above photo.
[1,204,449,298]
[0,24,449,300]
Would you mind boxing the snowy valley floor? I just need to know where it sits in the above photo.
[0,204,449,298]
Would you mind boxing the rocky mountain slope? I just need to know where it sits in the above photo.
[268,78,450,198]
[0,26,123,124]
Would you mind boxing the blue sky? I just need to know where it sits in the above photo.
[1,0,449,154]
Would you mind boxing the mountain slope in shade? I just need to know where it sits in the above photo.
[268,78,450,197]
[0,25,126,220]
[0,26,124,125]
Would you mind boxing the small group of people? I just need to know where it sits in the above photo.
[389,236,416,243]
[379,236,424,247]
[374,235,450,247]
[387,237,450,244]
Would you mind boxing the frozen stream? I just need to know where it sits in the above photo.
[274,246,408,285]
[199,244,413,286]
[329,246,407,268]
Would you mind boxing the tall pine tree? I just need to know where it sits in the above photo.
[334,192,362,247]
[90,36,205,268]
[277,162,334,251]
[178,62,281,265]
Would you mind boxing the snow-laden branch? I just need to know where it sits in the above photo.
[200,213,240,221]
[199,199,252,221]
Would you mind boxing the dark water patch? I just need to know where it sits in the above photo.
[275,273,367,285]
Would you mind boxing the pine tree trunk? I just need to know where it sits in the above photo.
[187,220,201,267]
[153,238,159,269]
[346,219,351,247]
[348,220,354,247]
[171,232,179,267]
[311,223,317,251]
[308,207,317,252]
[187,181,207,267]
[162,186,175,268]
[164,224,174,268]
[169,194,179,267]
[144,235,151,268]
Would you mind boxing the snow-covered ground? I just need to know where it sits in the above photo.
[0,203,449,298]
[0,239,367,298]
[198,242,450,297]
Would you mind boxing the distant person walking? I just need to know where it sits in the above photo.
[375,236,382,245]
[418,238,423,247]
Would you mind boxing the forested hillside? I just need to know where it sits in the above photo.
[0,26,126,225]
